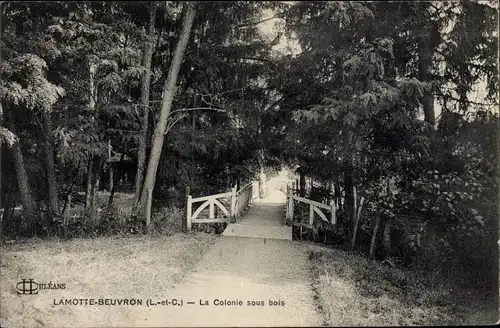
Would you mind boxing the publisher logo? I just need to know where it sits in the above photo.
[16,279,66,295]
[16,279,38,295]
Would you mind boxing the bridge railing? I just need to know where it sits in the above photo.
[186,181,258,231]
[234,181,258,219]
[285,189,337,237]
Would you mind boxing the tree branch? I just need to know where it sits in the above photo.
[210,88,244,97]
[239,57,279,69]
[234,15,279,29]
[164,113,188,135]
[168,107,226,117]
[439,94,497,107]
[264,94,285,112]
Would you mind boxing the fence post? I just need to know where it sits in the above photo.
[331,201,336,225]
[309,204,314,226]
[183,186,190,231]
[231,186,237,220]
[209,198,215,219]
[249,183,253,204]
[285,194,289,224]
[186,194,192,231]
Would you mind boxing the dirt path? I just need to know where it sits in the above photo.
[128,190,324,327]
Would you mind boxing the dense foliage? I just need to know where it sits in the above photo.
[0,1,498,292]
[273,1,498,289]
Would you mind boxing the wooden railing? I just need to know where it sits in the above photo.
[285,191,337,238]
[234,182,258,218]
[186,182,258,231]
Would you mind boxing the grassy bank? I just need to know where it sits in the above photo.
[306,244,497,326]
[0,232,218,328]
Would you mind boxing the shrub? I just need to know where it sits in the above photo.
[150,206,184,235]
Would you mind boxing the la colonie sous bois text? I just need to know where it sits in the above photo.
[53,298,286,307]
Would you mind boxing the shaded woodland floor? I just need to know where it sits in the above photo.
[306,243,498,326]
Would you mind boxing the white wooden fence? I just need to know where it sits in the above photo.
[186,181,258,231]
[234,182,258,218]
[285,181,337,240]
[286,194,336,226]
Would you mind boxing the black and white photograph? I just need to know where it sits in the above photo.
[0,1,498,326]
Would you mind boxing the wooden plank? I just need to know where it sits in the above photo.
[292,222,313,229]
[191,218,229,223]
[291,195,331,210]
[313,206,328,222]
[331,202,336,225]
[285,197,289,221]
[184,187,190,231]
[237,182,253,195]
[251,181,257,201]
[214,198,230,217]
[230,186,237,218]
[209,198,215,219]
[186,195,192,231]
[191,191,232,203]
[191,200,210,220]
[286,205,290,224]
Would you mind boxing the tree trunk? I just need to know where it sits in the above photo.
[382,178,393,259]
[12,141,35,229]
[1,198,14,240]
[84,157,93,211]
[85,63,97,213]
[258,149,266,198]
[5,108,35,232]
[343,169,354,246]
[61,160,80,216]
[350,197,365,251]
[490,108,500,305]
[0,99,3,240]
[109,163,113,192]
[418,27,435,126]
[382,216,392,259]
[344,170,354,215]
[41,110,59,220]
[369,214,381,258]
[343,122,355,248]
[134,1,157,207]
[299,169,305,197]
[85,61,98,219]
[138,2,196,230]
[108,139,113,192]
[90,161,101,213]
[334,181,341,210]
[108,153,124,207]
